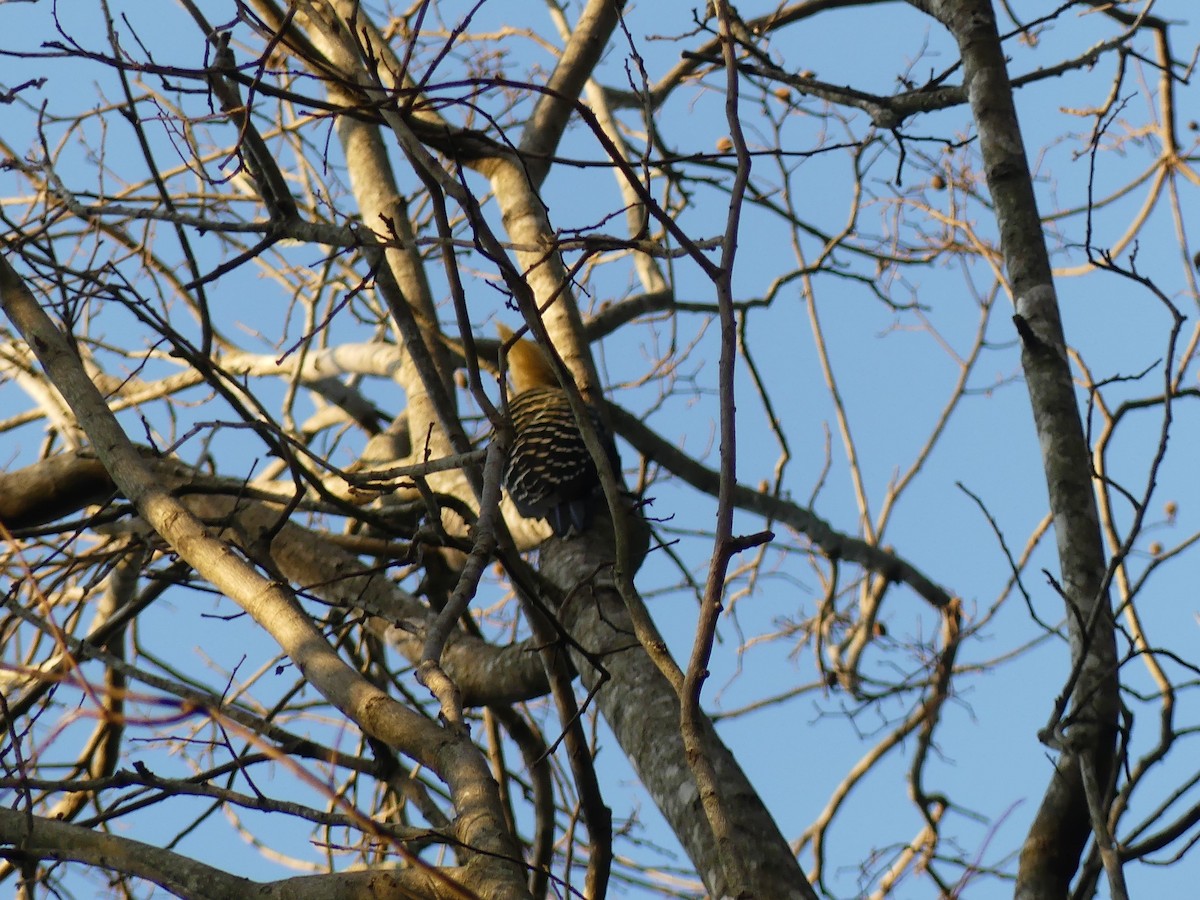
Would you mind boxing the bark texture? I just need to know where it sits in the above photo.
[912,1,1120,895]
[542,521,818,900]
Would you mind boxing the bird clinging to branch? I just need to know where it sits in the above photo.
[497,323,619,538]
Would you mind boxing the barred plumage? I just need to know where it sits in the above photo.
[498,326,618,538]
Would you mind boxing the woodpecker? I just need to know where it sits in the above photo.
[497,324,619,537]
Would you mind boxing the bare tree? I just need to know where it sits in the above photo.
[1,1,1198,898]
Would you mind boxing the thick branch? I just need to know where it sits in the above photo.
[910,2,1120,896]
[541,523,817,900]
[0,805,472,900]
[0,253,530,898]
